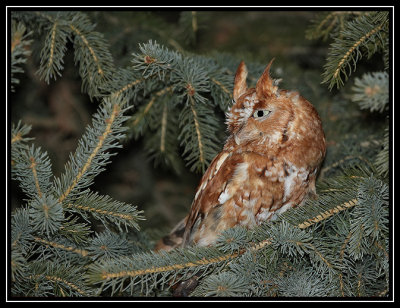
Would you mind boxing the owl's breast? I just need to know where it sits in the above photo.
[223,155,313,227]
[189,153,314,247]
[184,139,320,247]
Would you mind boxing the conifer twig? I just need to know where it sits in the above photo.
[131,86,173,127]
[34,236,89,257]
[70,24,104,77]
[58,103,121,203]
[297,199,358,229]
[211,77,232,98]
[29,274,89,296]
[112,79,142,98]
[65,203,138,222]
[332,21,386,80]
[160,103,168,153]
[47,21,58,70]
[29,157,42,198]
[100,252,238,280]
[190,97,205,167]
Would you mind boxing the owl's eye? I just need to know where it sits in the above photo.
[253,109,271,119]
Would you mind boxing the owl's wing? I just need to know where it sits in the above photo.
[182,151,245,246]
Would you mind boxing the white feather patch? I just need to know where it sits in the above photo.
[282,163,309,202]
[218,191,231,204]
[212,152,230,178]
[217,161,249,204]
[195,152,231,202]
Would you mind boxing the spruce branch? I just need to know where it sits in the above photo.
[11,121,32,146]
[11,249,28,284]
[297,198,358,229]
[86,230,131,261]
[178,97,221,173]
[69,12,115,98]
[171,57,210,105]
[29,194,64,236]
[11,207,34,255]
[142,93,182,173]
[129,85,173,138]
[58,216,93,245]
[36,13,71,83]
[305,11,367,41]
[277,267,335,297]
[160,103,169,154]
[338,231,353,296]
[131,40,180,80]
[23,261,94,297]
[11,121,34,171]
[348,177,389,259]
[64,190,144,232]
[85,199,348,296]
[54,97,131,204]
[178,11,199,46]
[11,144,53,200]
[33,236,89,258]
[210,73,233,112]
[13,11,117,99]
[11,20,33,92]
[193,249,277,297]
[86,245,237,296]
[107,67,144,102]
[320,11,389,90]
[351,71,389,113]
[190,271,249,297]
[10,43,144,295]
[84,165,389,296]
[130,40,231,172]
[374,127,389,178]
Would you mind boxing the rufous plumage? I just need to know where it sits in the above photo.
[156,59,326,251]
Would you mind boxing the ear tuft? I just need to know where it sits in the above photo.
[256,58,278,98]
[233,61,248,101]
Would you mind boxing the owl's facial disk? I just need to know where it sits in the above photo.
[227,59,278,134]
[226,59,299,147]
[231,97,290,146]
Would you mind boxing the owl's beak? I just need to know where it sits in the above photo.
[233,123,245,145]
[234,121,257,145]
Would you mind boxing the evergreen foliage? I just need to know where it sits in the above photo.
[9,10,390,299]
[307,11,389,90]
[11,20,33,92]
[351,71,389,113]
[10,94,144,297]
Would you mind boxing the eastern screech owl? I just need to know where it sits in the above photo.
[156,59,326,251]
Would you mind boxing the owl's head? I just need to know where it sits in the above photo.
[225,59,325,158]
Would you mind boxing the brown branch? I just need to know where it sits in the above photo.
[34,236,88,257]
[160,103,168,153]
[190,97,204,165]
[29,157,42,198]
[48,21,58,69]
[69,24,104,77]
[65,203,136,221]
[298,199,358,229]
[333,21,386,79]
[29,273,88,296]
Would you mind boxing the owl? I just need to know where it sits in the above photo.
[156,59,326,252]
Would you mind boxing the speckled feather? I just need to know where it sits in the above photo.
[155,59,326,251]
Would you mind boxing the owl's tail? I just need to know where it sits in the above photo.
[154,216,187,252]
